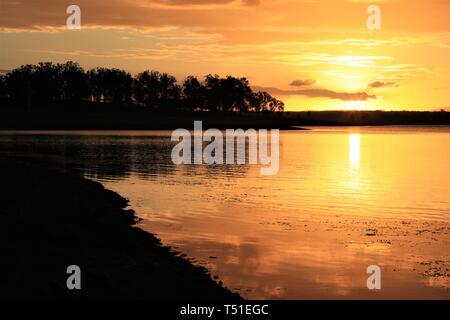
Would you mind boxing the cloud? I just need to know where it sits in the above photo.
[253,86,377,101]
[1,0,449,34]
[290,79,316,87]
[154,0,260,5]
[156,0,235,5]
[0,0,262,31]
[242,0,261,5]
[367,80,398,88]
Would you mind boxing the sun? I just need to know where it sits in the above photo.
[347,101,369,110]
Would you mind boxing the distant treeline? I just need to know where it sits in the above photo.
[0,61,284,113]
[285,110,450,126]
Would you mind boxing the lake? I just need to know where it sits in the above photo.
[1,126,449,299]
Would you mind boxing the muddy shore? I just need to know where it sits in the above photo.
[0,159,240,300]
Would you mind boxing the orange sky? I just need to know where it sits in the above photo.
[0,0,449,111]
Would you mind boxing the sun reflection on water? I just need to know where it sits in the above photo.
[349,133,361,167]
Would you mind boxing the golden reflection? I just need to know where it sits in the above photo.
[349,134,361,167]
[97,129,450,299]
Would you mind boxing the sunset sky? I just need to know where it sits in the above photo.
[1,0,449,111]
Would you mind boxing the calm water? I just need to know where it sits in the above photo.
[1,126,449,299]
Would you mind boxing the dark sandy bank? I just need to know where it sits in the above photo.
[0,159,240,300]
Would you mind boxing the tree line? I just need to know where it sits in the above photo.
[0,61,284,112]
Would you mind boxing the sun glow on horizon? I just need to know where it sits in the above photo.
[347,101,369,110]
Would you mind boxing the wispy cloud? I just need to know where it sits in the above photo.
[367,80,398,88]
[290,79,317,87]
[253,86,377,101]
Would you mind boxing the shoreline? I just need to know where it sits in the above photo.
[0,159,240,300]
[0,109,448,131]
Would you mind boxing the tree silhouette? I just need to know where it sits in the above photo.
[204,74,223,112]
[33,62,61,103]
[1,61,285,113]
[5,64,35,109]
[159,73,181,109]
[88,67,132,106]
[251,91,285,112]
[134,70,160,108]
[182,76,205,111]
[134,71,181,109]
[60,61,89,102]
[0,74,7,107]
